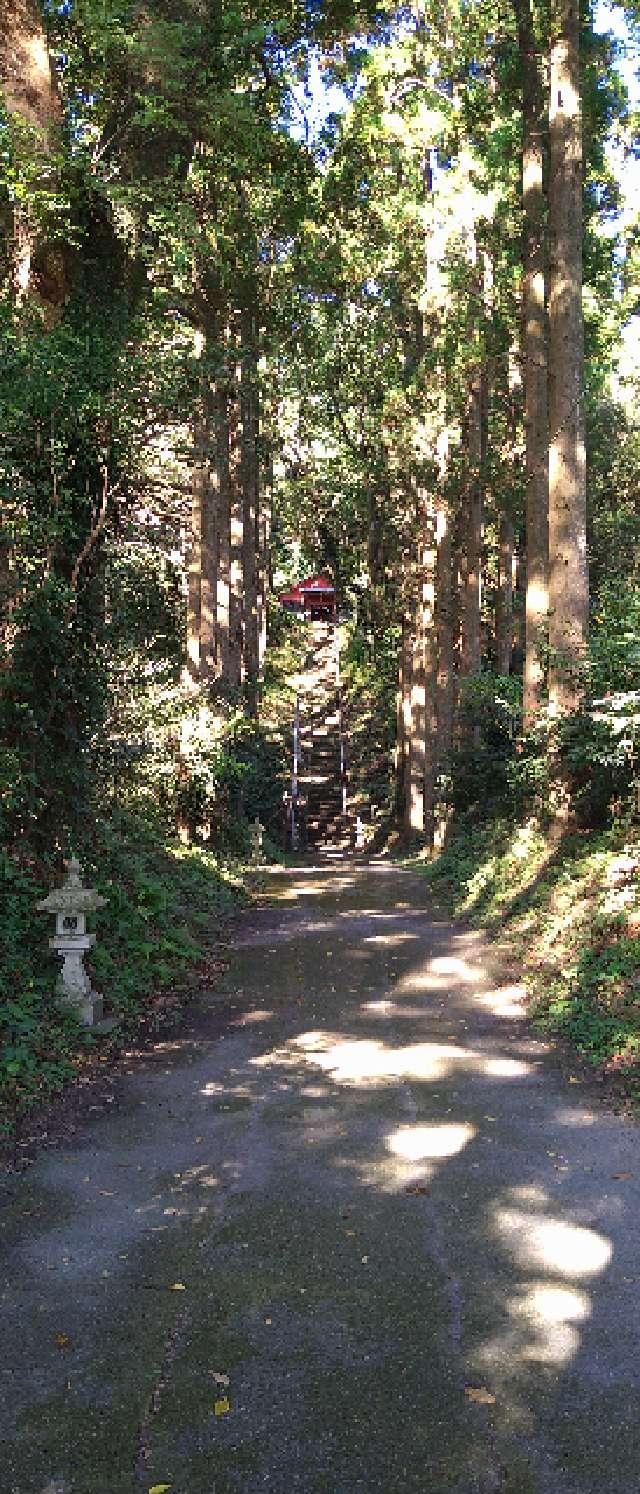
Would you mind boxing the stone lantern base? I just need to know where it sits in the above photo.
[50,935,116,1032]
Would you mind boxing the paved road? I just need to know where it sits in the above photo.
[2,861,640,1493]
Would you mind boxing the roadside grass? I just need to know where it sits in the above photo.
[414,816,640,1091]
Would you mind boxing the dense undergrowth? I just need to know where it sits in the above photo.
[418,813,640,1092]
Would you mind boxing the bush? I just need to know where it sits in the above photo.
[554,695,640,828]
[446,673,522,817]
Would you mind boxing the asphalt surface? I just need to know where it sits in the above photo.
[2,860,640,1494]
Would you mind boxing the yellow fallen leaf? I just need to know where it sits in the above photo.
[55,1332,72,1350]
[465,1386,496,1405]
[149,1484,172,1493]
[169,1282,186,1292]
[214,1397,231,1416]
[568,1077,581,1085]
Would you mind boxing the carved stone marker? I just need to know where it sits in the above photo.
[37,859,114,1030]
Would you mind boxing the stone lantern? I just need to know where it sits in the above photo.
[249,817,265,867]
[37,859,113,1031]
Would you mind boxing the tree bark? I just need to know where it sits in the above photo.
[461,374,483,679]
[407,560,426,836]
[228,340,244,691]
[215,371,232,683]
[436,500,455,757]
[547,0,588,716]
[200,401,217,683]
[0,0,61,132]
[240,298,260,717]
[0,0,67,309]
[515,0,549,728]
[187,344,205,682]
[495,513,515,675]
[397,583,413,826]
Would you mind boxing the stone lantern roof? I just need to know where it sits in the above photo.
[37,858,106,915]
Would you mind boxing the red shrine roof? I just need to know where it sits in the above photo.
[299,575,335,593]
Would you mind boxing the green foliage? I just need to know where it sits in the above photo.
[536,929,640,1074]
[553,701,640,827]
[446,673,523,817]
[417,816,640,1086]
[590,579,640,696]
[0,813,244,1134]
[342,624,399,822]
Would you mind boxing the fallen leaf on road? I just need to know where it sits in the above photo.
[568,1077,581,1085]
[169,1282,186,1292]
[149,1484,172,1492]
[612,1172,633,1180]
[55,1333,72,1350]
[214,1397,231,1416]
[465,1386,496,1405]
[404,1184,429,1195]
[212,1372,230,1386]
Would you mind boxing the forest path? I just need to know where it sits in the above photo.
[2,861,640,1493]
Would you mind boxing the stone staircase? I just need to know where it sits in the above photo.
[296,626,350,851]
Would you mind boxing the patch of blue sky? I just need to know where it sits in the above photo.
[594,1,640,251]
[287,47,361,146]
[289,6,639,146]
[595,0,640,103]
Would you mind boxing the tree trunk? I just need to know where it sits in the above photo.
[200,410,217,682]
[406,491,438,841]
[515,0,549,729]
[407,565,426,836]
[0,0,68,311]
[0,0,61,130]
[495,514,515,675]
[461,375,483,679]
[547,0,588,716]
[228,343,244,691]
[214,357,232,683]
[436,501,455,757]
[406,146,440,842]
[187,346,205,682]
[240,299,260,717]
[397,587,413,826]
[435,499,455,845]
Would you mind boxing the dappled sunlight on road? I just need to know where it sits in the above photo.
[397,956,488,994]
[251,1029,534,1088]
[473,1183,614,1382]
[386,1121,475,1162]
[363,931,421,946]
[337,1120,479,1195]
[472,983,527,1019]
[496,1197,612,1278]
[509,1283,591,1364]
